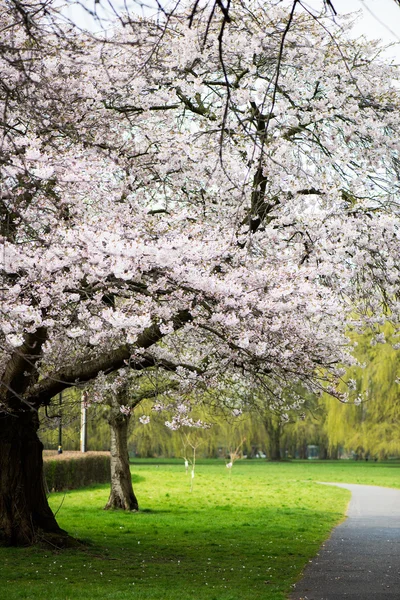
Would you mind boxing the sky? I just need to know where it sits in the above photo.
[327,0,400,43]
[306,0,400,59]
[62,0,400,59]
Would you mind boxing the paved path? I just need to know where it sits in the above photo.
[289,483,400,600]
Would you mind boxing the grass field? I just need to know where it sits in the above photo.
[1,460,399,600]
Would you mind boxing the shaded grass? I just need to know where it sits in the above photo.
[1,460,399,600]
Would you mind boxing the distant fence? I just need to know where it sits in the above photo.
[43,451,110,492]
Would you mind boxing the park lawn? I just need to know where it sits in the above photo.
[0,460,398,600]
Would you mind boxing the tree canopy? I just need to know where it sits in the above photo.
[2,0,400,544]
[3,0,400,408]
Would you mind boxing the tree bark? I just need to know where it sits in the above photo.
[104,413,138,511]
[264,416,282,461]
[269,428,281,461]
[298,441,307,460]
[0,410,68,546]
[329,445,339,460]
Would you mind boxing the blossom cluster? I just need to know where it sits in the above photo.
[2,0,400,422]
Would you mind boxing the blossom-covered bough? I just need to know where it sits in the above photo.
[1,0,400,545]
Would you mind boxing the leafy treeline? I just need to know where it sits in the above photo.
[40,327,400,460]
[321,325,400,459]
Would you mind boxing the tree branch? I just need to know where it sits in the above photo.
[1,327,48,409]
[26,310,192,407]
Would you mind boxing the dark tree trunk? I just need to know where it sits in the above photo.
[329,445,339,460]
[298,441,307,460]
[0,410,68,546]
[264,416,282,461]
[104,413,138,511]
[319,444,329,460]
[269,429,281,461]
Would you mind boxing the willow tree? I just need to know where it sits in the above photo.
[323,326,400,459]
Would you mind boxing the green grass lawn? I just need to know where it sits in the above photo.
[1,460,399,600]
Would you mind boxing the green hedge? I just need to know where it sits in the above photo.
[44,454,110,492]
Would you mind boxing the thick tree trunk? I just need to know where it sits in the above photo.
[329,445,339,460]
[0,410,68,546]
[298,441,307,460]
[104,413,138,511]
[269,429,281,461]
[319,444,329,460]
[264,417,282,461]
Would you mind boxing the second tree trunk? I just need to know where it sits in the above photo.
[105,412,139,511]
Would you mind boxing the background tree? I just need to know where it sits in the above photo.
[89,367,184,511]
[323,325,400,459]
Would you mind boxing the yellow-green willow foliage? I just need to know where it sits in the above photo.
[128,379,331,460]
[282,409,329,459]
[129,399,267,458]
[323,324,400,459]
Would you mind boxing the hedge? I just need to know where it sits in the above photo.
[43,451,110,492]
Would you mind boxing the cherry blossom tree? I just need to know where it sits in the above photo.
[88,367,182,511]
[2,0,400,546]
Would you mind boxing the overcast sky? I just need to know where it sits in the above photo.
[306,0,400,59]
[63,0,400,60]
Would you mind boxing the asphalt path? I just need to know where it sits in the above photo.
[289,483,400,600]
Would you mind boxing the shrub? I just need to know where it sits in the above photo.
[43,451,110,491]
